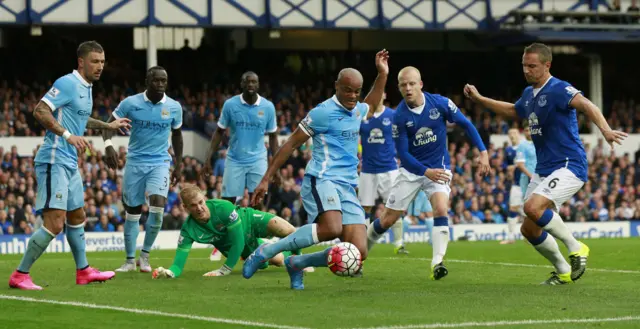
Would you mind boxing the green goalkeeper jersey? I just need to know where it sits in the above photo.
[168,199,245,277]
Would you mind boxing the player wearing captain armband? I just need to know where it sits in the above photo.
[152,185,312,279]
[464,43,627,285]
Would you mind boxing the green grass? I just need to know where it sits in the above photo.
[1,239,639,329]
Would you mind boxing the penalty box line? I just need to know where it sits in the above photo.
[0,295,310,329]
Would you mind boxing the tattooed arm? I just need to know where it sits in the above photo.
[33,101,67,136]
[86,117,113,130]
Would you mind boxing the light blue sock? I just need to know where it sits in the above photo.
[262,223,319,259]
[66,222,89,270]
[17,227,56,273]
[142,207,164,253]
[290,248,330,269]
[124,213,141,260]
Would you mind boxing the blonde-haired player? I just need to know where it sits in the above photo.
[153,184,312,278]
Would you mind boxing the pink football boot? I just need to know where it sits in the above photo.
[9,271,43,290]
[76,267,116,285]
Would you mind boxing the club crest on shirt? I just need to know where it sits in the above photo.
[429,108,440,120]
[537,95,547,107]
[355,109,360,118]
[382,118,391,126]
[257,110,264,117]
[161,108,170,119]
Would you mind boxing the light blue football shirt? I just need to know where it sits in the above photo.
[218,94,277,165]
[299,95,370,186]
[515,139,537,188]
[35,70,93,169]
[113,92,183,167]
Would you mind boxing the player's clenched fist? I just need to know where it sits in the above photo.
[463,84,481,102]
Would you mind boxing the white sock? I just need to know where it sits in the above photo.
[542,211,581,253]
[431,224,449,267]
[532,232,571,274]
[391,219,404,248]
[367,224,381,252]
[507,216,518,241]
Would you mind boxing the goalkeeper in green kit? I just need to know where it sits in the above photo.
[153,184,313,278]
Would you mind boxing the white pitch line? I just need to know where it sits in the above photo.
[0,295,310,329]
[380,257,640,274]
[350,315,640,329]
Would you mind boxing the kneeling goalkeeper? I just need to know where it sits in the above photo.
[153,184,311,278]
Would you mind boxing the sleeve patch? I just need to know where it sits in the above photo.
[565,86,580,97]
[300,115,314,136]
[229,210,239,223]
[447,99,458,113]
[48,87,59,98]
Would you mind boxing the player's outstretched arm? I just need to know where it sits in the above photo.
[363,49,389,118]
[86,117,131,131]
[251,128,310,206]
[570,94,628,148]
[154,235,194,279]
[464,84,518,119]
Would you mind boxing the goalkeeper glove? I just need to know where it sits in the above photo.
[203,264,232,277]
[152,267,175,279]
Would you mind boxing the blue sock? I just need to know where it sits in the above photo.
[66,222,89,270]
[527,230,549,246]
[535,209,554,227]
[142,207,164,253]
[365,213,371,225]
[17,227,55,273]
[263,223,318,259]
[124,213,141,259]
[372,218,387,235]
[508,210,519,218]
[291,248,330,269]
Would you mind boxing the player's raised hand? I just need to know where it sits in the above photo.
[251,179,269,207]
[104,145,119,169]
[203,265,232,277]
[463,84,481,102]
[425,168,451,185]
[108,117,132,134]
[477,151,491,176]
[67,135,91,154]
[602,129,628,149]
[375,49,389,75]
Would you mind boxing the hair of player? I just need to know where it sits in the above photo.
[336,68,362,84]
[241,71,258,81]
[524,43,552,64]
[146,66,166,79]
[180,184,202,205]
[77,41,104,59]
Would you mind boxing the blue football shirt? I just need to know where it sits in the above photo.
[113,92,183,166]
[218,94,277,165]
[299,95,370,186]
[514,76,588,182]
[360,107,397,174]
[393,92,486,176]
[515,139,537,188]
[35,70,93,169]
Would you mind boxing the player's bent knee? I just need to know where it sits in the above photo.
[148,195,167,208]
[316,211,343,240]
[523,200,543,220]
[268,217,295,237]
[42,210,66,235]
[520,218,541,239]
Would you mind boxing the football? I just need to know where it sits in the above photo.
[327,242,362,277]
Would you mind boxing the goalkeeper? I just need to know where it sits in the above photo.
[153,184,310,278]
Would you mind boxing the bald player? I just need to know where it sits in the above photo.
[367,66,490,280]
[243,50,389,290]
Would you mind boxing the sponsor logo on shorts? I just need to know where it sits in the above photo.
[389,195,396,204]
[55,192,62,200]
[327,196,336,205]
